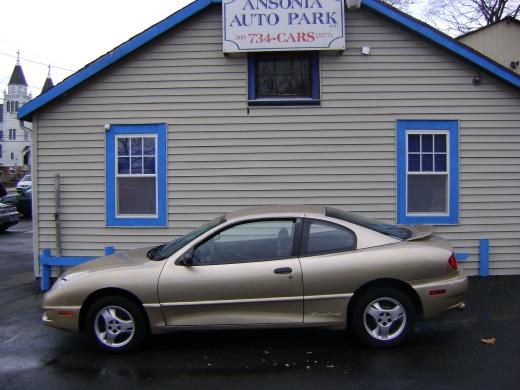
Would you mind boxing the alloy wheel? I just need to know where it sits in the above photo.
[362,297,407,341]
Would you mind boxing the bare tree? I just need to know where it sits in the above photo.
[382,0,417,11]
[423,0,520,35]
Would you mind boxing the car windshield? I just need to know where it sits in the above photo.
[147,215,226,260]
[325,207,412,240]
[22,175,31,182]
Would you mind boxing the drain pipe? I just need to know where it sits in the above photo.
[18,120,33,135]
[54,174,62,258]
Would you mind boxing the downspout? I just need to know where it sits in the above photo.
[20,119,62,266]
[18,120,32,135]
[21,119,62,259]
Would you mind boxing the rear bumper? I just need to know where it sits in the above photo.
[412,273,468,319]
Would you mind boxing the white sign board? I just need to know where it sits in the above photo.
[222,0,345,53]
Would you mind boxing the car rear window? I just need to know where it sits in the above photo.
[325,208,411,240]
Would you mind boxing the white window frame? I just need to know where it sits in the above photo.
[114,134,159,218]
[405,129,450,217]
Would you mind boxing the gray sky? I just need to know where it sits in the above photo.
[0,0,194,101]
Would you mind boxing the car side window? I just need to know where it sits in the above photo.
[301,219,356,256]
[192,219,295,265]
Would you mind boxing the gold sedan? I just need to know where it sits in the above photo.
[42,205,467,352]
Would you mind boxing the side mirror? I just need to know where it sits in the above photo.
[178,251,194,266]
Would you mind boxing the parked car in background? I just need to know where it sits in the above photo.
[42,205,467,352]
[1,187,32,217]
[16,174,32,193]
[0,202,19,232]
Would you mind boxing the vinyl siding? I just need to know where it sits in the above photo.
[459,20,520,74]
[33,5,520,275]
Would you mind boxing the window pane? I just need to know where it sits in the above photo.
[131,138,142,155]
[118,177,156,215]
[408,135,420,153]
[256,53,312,98]
[304,220,356,256]
[131,157,143,174]
[193,220,295,264]
[422,135,433,152]
[435,154,447,172]
[118,157,130,174]
[422,153,433,171]
[118,138,129,156]
[435,134,446,153]
[408,154,420,172]
[407,175,447,213]
[143,157,156,174]
[143,138,155,155]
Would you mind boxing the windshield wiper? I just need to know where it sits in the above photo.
[147,244,166,260]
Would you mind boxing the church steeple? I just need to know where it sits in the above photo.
[41,65,55,94]
[8,51,28,87]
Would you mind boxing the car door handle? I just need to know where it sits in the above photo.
[273,267,292,274]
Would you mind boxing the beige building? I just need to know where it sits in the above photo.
[458,17,520,74]
[17,0,520,282]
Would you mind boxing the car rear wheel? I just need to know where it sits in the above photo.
[351,287,416,347]
[86,296,146,352]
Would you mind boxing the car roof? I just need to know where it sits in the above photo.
[225,205,326,220]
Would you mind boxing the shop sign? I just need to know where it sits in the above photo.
[223,0,345,52]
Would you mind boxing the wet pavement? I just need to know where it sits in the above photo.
[0,220,519,389]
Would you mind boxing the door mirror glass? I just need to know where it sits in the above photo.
[178,251,193,266]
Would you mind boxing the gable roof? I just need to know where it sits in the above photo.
[18,0,520,121]
[457,16,520,40]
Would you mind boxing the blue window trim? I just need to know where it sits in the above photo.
[247,52,320,106]
[106,124,167,227]
[396,120,459,225]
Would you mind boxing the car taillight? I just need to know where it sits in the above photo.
[448,254,458,270]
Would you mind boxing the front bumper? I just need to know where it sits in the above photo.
[412,273,468,319]
[42,306,81,332]
[0,211,19,229]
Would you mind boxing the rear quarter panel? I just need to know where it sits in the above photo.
[300,239,452,326]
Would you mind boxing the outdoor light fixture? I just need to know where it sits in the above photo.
[345,0,362,9]
[104,123,111,131]
[361,46,371,55]
[472,74,482,86]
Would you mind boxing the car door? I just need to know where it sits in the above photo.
[158,218,304,326]
[299,218,358,326]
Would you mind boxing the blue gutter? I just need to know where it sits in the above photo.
[18,0,520,122]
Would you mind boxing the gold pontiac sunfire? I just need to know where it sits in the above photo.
[43,205,467,352]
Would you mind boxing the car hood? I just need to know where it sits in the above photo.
[0,194,17,203]
[62,247,156,277]
[401,224,434,241]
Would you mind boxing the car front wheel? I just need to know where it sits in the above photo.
[86,296,146,352]
[351,287,416,347]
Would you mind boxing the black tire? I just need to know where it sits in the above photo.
[86,296,147,353]
[350,287,416,347]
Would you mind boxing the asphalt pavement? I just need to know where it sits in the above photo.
[0,219,518,389]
